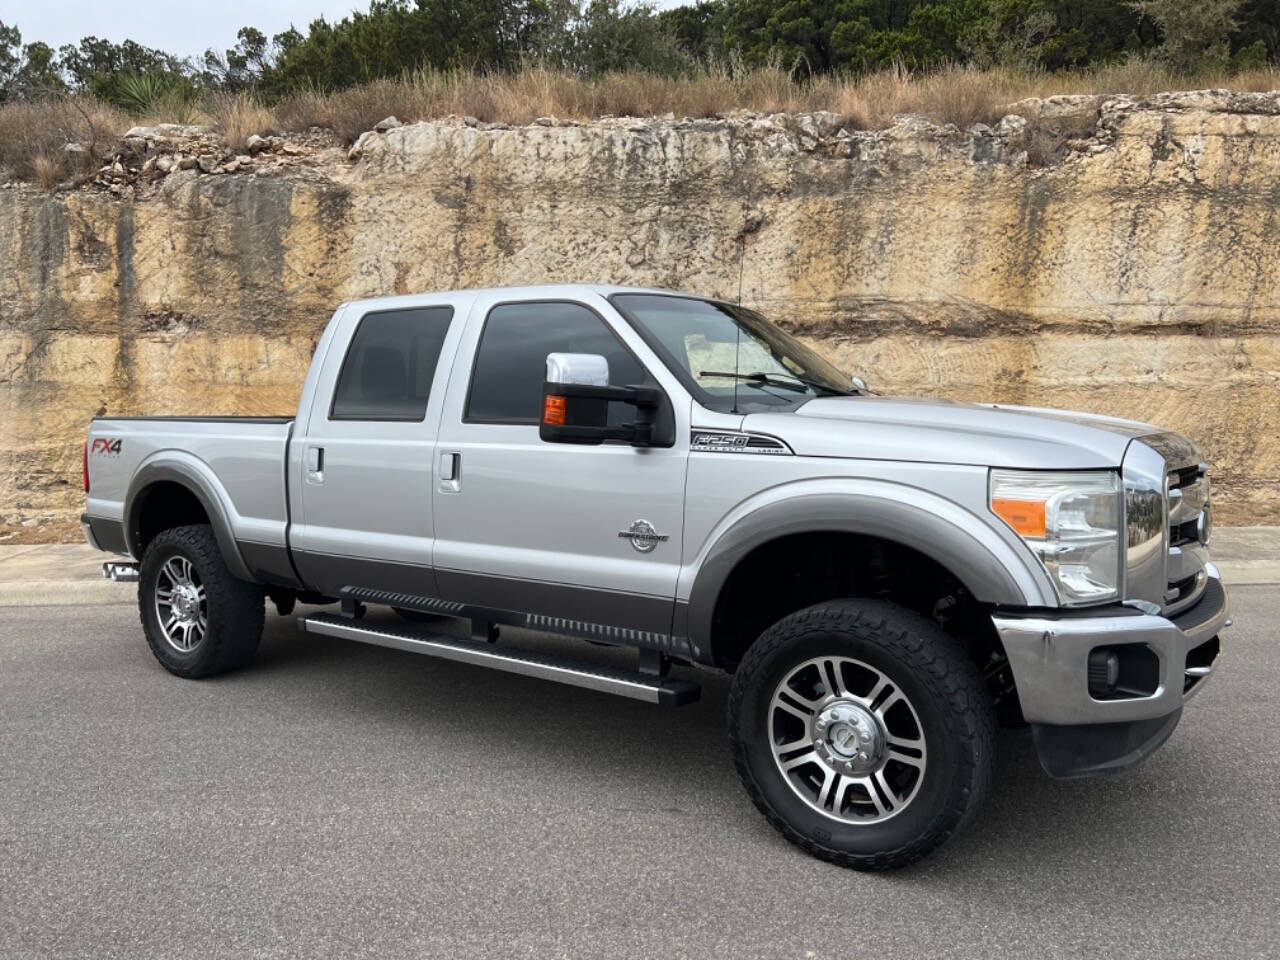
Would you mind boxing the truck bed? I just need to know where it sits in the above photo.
[84,415,296,578]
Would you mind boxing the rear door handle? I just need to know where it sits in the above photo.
[438,451,461,493]
[306,446,324,484]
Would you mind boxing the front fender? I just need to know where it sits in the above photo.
[124,452,253,581]
[677,478,1056,664]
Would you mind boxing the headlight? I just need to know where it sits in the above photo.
[990,469,1122,606]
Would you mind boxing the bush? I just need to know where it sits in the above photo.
[1128,0,1245,73]
[0,97,126,183]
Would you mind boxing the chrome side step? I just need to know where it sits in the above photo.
[298,613,701,707]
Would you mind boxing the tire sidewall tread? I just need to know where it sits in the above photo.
[728,598,996,871]
[138,524,264,679]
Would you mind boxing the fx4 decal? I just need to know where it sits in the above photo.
[90,438,122,455]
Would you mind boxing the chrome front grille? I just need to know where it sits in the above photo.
[1168,465,1209,545]
[1122,433,1212,614]
[1163,460,1210,613]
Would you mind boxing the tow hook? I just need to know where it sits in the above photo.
[102,561,140,582]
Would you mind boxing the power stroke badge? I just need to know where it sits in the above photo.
[618,519,669,553]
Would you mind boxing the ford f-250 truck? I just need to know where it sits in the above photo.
[82,284,1229,869]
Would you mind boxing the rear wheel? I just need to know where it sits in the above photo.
[729,599,994,870]
[139,524,264,678]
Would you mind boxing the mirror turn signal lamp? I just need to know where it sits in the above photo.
[542,394,567,426]
[990,498,1046,538]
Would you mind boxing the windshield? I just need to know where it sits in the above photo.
[610,293,852,413]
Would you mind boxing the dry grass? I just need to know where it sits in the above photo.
[137,89,208,128]
[0,98,128,185]
[268,60,1280,140]
[204,91,278,150]
[31,153,60,189]
[1,61,1277,183]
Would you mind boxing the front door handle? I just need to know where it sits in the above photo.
[438,451,461,493]
[306,446,324,484]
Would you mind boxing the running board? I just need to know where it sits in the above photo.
[297,613,701,707]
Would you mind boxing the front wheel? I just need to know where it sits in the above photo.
[139,524,265,678]
[728,599,994,870]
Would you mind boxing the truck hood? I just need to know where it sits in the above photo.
[742,397,1159,469]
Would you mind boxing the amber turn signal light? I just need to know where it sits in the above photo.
[991,497,1046,538]
[543,394,567,425]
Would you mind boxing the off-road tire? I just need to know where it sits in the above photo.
[728,598,995,870]
[138,524,265,678]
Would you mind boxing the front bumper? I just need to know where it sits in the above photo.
[992,574,1229,777]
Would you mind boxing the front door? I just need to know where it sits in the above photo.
[432,294,691,650]
[291,299,464,600]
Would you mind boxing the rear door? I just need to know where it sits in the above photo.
[290,295,470,599]
[432,292,692,650]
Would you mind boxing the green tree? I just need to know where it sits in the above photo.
[1128,0,1244,72]
[659,1,728,61]
[261,1,580,93]
[567,0,688,75]
[56,35,194,105]
[1,23,69,101]
[0,21,21,99]
[1233,0,1279,64]
[203,27,274,90]
[1038,0,1143,68]
[12,42,67,97]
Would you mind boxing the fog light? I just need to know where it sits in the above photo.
[1087,648,1120,696]
[1087,644,1160,700]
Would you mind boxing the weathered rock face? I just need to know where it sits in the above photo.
[2,90,1279,538]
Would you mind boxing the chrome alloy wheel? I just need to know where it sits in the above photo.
[769,656,927,824]
[154,556,208,653]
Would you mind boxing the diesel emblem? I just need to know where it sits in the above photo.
[618,519,669,553]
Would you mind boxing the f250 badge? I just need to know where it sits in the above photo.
[90,438,122,456]
[618,519,669,553]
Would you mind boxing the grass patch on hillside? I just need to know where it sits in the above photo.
[3,61,1277,185]
[0,98,128,184]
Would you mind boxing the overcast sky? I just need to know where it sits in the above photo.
[1,0,689,60]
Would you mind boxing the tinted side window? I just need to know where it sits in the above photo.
[466,302,648,424]
[331,306,453,420]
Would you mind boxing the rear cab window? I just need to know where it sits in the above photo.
[331,306,454,421]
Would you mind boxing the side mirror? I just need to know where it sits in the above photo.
[851,375,868,394]
[540,352,661,446]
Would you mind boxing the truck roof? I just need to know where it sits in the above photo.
[340,283,711,312]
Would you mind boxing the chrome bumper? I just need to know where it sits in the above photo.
[992,574,1229,727]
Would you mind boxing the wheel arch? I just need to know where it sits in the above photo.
[125,455,253,581]
[679,482,1054,669]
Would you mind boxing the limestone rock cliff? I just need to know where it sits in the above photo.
[2,89,1278,538]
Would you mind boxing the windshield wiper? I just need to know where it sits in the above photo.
[699,370,848,395]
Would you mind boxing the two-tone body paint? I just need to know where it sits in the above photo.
[83,284,1201,667]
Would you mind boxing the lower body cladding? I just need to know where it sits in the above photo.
[992,576,1230,777]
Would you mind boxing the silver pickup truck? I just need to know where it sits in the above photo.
[83,284,1229,869]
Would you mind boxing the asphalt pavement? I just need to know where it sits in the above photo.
[2,589,1278,959]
